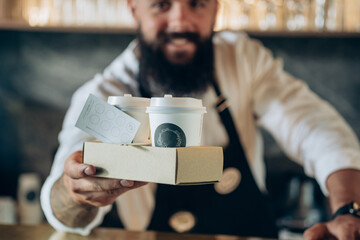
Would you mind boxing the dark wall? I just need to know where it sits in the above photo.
[0,30,359,202]
[0,30,135,197]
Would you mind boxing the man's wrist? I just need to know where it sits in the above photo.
[326,169,360,213]
[332,201,360,220]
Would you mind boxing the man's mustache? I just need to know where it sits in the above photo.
[157,32,201,44]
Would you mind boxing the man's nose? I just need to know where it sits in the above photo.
[167,4,192,32]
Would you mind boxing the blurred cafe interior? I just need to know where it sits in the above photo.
[0,0,359,239]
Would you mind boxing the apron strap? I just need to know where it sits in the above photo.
[139,80,152,98]
[211,80,246,155]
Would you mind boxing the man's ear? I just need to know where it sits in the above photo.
[127,0,139,27]
[212,0,219,28]
[214,0,219,14]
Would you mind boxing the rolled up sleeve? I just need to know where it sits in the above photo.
[250,39,360,195]
[40,74,118,235]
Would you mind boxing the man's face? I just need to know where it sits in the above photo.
[129,0,218,65]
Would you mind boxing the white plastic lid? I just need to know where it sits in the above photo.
[149,95,203,108]
[147,95,206,114]
[108,94,150,107]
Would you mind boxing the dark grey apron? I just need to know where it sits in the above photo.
[146,81,278,238]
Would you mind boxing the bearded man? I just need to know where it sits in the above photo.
[41,0,360,239]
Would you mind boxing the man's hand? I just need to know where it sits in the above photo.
[304,215,360,240]
[50,151,147,227]
[63,151,147,207]
[304,169,360,239]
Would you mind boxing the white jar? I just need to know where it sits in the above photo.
[108,94,151,144]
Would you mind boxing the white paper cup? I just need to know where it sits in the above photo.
[146,95,206,147]
[108,94,151,144]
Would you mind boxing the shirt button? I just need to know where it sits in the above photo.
[169,211,196,233]
[214,167,242,195]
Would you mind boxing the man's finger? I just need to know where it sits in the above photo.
[79,188,126,207]
[70,178,147,193]
[133,181,148,188]
[70,178,124,192]
[336,231,356,240]
[64,151,96,179]
[303,223,335,240]
[328,215,360,240]
[77,182,148,207]
[330,225,357,240]
[120,179,134,187]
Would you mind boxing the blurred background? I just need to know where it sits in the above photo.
[0,0,359,238]
[0,0,359,32]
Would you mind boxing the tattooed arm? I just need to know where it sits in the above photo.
[50,151,147,228]
[51,175,98,227]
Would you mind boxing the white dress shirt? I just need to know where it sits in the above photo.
[41,31,360,235]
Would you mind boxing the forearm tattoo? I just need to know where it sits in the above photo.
[50,176,98,228]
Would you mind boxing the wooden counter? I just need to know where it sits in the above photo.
[0,224,277,240]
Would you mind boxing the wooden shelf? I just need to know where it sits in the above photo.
[1,20,360,37]
[0,19,135,34]
[245,30,360,38]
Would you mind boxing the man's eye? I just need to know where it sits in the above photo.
[153,1,170,10]
[190,0,206,8]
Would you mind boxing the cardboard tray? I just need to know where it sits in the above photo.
[82,142,223,185]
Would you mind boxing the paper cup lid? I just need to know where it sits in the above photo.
[108,94,150,107]
[146,107,206,114]
[149,95,203,108]
[147,95,206,114]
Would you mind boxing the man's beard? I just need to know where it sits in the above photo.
[138,30,215,96]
